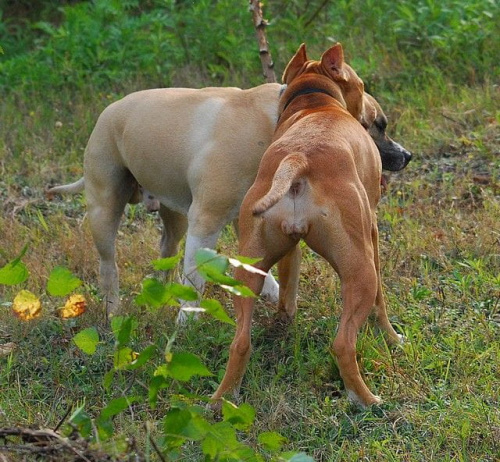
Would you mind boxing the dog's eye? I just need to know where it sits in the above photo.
[374,119,387,131]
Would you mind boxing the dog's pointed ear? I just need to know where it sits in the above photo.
[321,43,348,82]
[282,43,308,84]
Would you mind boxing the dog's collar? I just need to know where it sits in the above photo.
[281,87,335,113]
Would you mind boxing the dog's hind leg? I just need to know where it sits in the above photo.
[158,205,188,259]
[332,262,382,407]
[276,244,302,321]
[85,168,136,316]
[232,219,280,304]
[306,212,381,407]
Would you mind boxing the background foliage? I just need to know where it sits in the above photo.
[1,0,499,460]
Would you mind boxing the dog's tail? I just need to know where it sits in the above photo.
[45,177,85,200]
[253,152,308,215]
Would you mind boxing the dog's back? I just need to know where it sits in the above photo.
[252,106,382,228]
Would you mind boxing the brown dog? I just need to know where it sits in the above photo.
[212,43,402,407]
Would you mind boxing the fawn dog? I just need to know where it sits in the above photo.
[47,81,410,320]
[212,43,403,407]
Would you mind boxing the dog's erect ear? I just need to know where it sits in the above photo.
[282,43,308,84]
[321,43,349,82]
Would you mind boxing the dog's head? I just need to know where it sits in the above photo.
[281,43,365,122]
[361,93,412,171]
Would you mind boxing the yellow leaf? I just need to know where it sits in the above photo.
[12,290,42,321]
[59,294,87,318]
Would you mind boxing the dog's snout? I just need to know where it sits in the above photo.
[402,147,412,166]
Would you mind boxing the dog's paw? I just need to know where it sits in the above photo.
[347,389,382,408]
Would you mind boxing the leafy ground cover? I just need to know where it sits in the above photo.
[1,1,499,460]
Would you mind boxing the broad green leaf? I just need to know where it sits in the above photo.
[0,247,29,285]
[127,344,157,370]
[166,282,199,301]
[164,408,210,444]
[195,248,241,285]
[165,352,212,381]
[73,327,99,355]
[230,255,262,265]
[111,315,136,346]
[222,401,255,431]
[135,278,178,308]
[201,421,257,460]
[229,257,267,276]
[201,422,238,459]
[195,248,229,273]
[114,347,138,369]
[103,369,114,390]
[46,266,82,296]
[148,375,168,409]
[258,431,287,452]
[200,299,235,325]
[221,284,257,298]
[99,396,140,420]
[152,253,182,271]
[69,405,92,438]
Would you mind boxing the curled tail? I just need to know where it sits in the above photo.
[253,152,308,215]
[45,177,85,200]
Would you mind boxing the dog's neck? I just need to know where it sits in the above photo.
[281,87,335,113]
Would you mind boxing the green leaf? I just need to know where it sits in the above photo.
[135,278,179,308]
[201,421,257,460]
[221,284,257,298]
[229,256,267,276]
[103,369,115,390]
[166,282,199,301]
[258,431,287,452]
[73,327,99,355]
[127,344,157,370]
[0,247,29,286]
[195,248,229,273]
[222,401,255,431]
[195,248,241,285]
[114,347,137,369]
[165,352,212,381]
[200,299,235,325]
[148,375,168,409]
[69,405,92,438]
[111,315,136,346]
[164,408,210,445]
[152,253,182,271]
[46,266,82,296]
[201,422,238,459]
[99,396,140,420]
[230,255,262,265]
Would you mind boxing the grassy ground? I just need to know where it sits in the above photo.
[1,2,499,461]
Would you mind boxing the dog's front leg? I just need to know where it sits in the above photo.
[370,220,404,345]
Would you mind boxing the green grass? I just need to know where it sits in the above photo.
[1,0,500,460]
